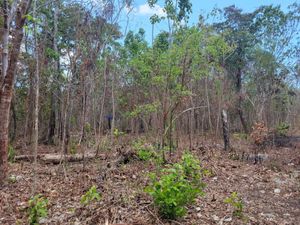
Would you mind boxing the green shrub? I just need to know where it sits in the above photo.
[69,139,77,155]
[224,192,244,218]
[8,144,16,162]
[138,148,154,161]
[113,128,124,138]
[232,133,248,140]
[28,194,48,225]
[80,185,101,205]
[84,122,92,133]
[133,140,155,161]
[275,122,289,136]
[145,152,205,219]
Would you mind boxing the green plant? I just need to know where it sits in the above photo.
[84,122,92,133]
[80,185,101,205]
[232,133,248,140]
[145,152,205,219]
[139,145,154,161]
[138,148,154,161]
[113,128,124,138]
[8,144,16,162]
[275,122,289,136]
[133,140,155,161]
[224,192,244,218]
[69,139,77,155]
[28,194,48,225]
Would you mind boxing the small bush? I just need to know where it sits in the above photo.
[233,133,248,140]
[133,140,155,161]
[250,122,268,146]
[133,140,167,164]
[8,144,16,162]
[224,192,244,218]
[69,139,77,155]
[146,152,205,219]
[80,185,101,205]
[28,194,48,225]
[275,122,289,136]
[113,128,124,138]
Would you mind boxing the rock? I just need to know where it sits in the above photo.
[273,178,285,185]
[274,188,281,194]
[260,190,266,194]
[39,218,48,224]
[223,216,232,222]
[261,213,275,219]
[17,201,27,210]
[50,190,59,198]
[197,213,202,218]
[196,207,201,211]
[132,174,137,179]
[212,215,219,221]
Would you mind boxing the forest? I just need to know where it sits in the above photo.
[1,0,300,224]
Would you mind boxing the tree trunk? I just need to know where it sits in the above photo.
[47,2,60,145]
[221,109,230,151]
[0,0,32,185]
[31,0,39,194]
[236,67,248,133]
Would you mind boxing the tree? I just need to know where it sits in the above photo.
[0,0,32,184]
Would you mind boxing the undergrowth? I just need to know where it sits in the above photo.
[145,152,206,219]
[28,194,48,225]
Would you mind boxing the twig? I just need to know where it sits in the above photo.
[145,206,165,225]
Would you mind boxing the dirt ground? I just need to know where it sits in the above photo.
[0,136,299,225]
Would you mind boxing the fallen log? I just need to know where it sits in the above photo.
[15,153,105,164]
[14,154,46,161]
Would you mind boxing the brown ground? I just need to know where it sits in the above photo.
[0,136,299,225]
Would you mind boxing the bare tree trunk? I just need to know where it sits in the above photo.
[32,0,39,194]
[236,67,248,133]
[111,70,115,144]
[95,61,107,154]
[205,76,213,132]
[0,0,32,185]
[221,109,230,151]
[1,0,9,83]
[47,1,60,145]
[27,70,35,144]
[10,98,17,142]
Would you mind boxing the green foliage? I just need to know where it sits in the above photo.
[45,47,60,60]
[138,148,154,161]
[224,192,244,218]
[132,140,165,164]
[275,122,289,136]
[127,102,159,118]
[84,122,92,134]
[8,144,16,163]
[69,139,77,155]
[80,185,101,205]
[133,140,155,161]
[232,133,248,140]
[28,195,48,225]
[145,152,205,219]
[113,128,124,138]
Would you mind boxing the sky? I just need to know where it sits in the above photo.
[119,0,299,43]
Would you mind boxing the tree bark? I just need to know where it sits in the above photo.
[0,0,32,185]
[47,2,60,145]
[221,109,230,151]
[236,67,248,133]
[31,0,39,195]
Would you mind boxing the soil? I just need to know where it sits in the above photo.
[1,136,299,225]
